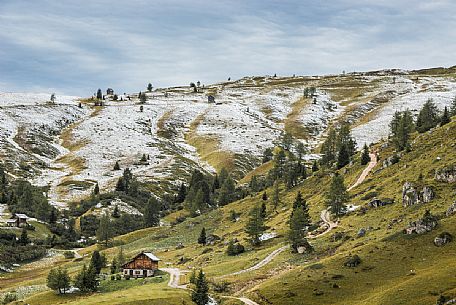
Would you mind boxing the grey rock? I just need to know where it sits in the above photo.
[446,201,456,217]
[434,232,453,247]
[435,165,456,183]
[357,228,366,237]
[368,198,394,208]
[402,182,435,207]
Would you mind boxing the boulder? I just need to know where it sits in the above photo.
[368,198,394,208]
[357,228,366,238]
[402,182,419,207]
[383,154,401,168]
[435,165,456,183]
[404,211,438,234]
[434,232,453,247]
[446,201,456,217]
[402,182,435,207]
[205,234,221,245]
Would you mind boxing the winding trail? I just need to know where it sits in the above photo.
[348,152,377,191]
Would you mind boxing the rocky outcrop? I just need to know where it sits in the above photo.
[368,198,394,208]
[344,255,361,267]
[435,165,456,183]
[383,154,401,168]
[402,182,435,207]
[206,234,221,245]
[446,201,456,217]
[434,232,453,247]
[404,210,438,234]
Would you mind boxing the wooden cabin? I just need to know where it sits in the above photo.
[7,213,29,227]
[121,252,160,278]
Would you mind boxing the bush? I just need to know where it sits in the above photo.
[63,251,75,259]
[111,275,115,281]
[116,274,121,280]
[226,241,245,256]
[212,280,230,293]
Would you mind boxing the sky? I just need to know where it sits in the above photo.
[0,0,455,96]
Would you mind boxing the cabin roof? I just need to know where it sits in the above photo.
[14,213,29,219]
[143,252,161,261]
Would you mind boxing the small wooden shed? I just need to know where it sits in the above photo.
[121,252,160,278]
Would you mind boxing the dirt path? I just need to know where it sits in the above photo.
[162,268,260,305]
[308,208,338,239]
[348,152,377,191]
[223,245,288,277]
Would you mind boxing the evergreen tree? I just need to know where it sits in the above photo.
[289,208,311,253]
[113,161,120,171]
[218,175,235,206]
[281,132,294,151]
[441,106,451,126]
[112,205,120,218]
[90,251,103,274]
[390,110,414,151]
[96,89,102,100]
[262,147,273,163]
[416,99,440,133]
[326,173,348,216]
[47,267,71,294]
[96,212,113,247]
[212,174,220,191]
[75,264,97,292]
[296,142,307,162]
[49,209,57,224]
[189,269,197,285]
[245,205,267,246]
[336,143,350,169]
[139,92,147,103]
[117,246,125,267]
[18,228,29,245]
[273,149,286,178]
[272,180,280,210]
[110,257,118,274]
[115,177,125,192]
[260,202,267,219]
[320,128,337,166]
[176,183,187,203]
[147,83,153,92]
[93,183,99,196]
[360,143,370,165]
[450,96,456,116]
[191,270,209,305]
[262,192,268,201]
[249,175,259,193]
[312,160,319,172]
[337,123,357,157]
[144,197,161,227]
[198,227,206,245]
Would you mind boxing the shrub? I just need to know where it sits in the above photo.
[226,241,245,256]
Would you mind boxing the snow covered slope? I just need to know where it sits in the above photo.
[1,67,455,208]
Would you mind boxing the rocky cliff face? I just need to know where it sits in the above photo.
[402,182,435,207]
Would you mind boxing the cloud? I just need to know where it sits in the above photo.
[0,0,455,95]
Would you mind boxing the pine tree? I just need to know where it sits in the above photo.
[262,147,273,163]
[93,183,100,196]
[110,257,118,274]
[47,267,71,294]
[112,205,120,218]
[416,99,440,133]
[245,205,266,246]
[189,269,197,284]
[296,142,307,162]
[289,208,311,253]
[261,201,267,219]
[273,149,286,178]
[212,174,220,191]
[272,180,280,210]
[75,264,98,293]
[198,227,206,245]
[176,183,187,203]
[360,143,370,165]
[147,83,153,92]
[139,92,147,104]
[321,128,337,166]
[326,173,348,216]
[336,143,350,169]
[96,89,103,100]
[18,228,29,245]
[218,175,235,206]
[117,246,125,266]
[96,212,113,247]
[113,161,120,171]
[337,123,357,157]
[450,96,456,116]
[441,106,450,126]
[191,270,209,305]
[49,209,57,224]
[90,251,103,274]
[144,197,161,227]
[262,192,268,201]
[312,160,319,172]
[390,110,414,151]
[281,132,293,151]
[115,177,125,192]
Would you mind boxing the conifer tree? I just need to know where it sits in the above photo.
[390,110,414,151]
[296,142,307,162]
[245,205,267,246]
[191,270,209,305]
[360,143,371,165]
[189,269,197,284]
[176,183,187,203]
[90,250,103,274]
[441,106,450,126]
[336,143,350,169]
[261,201,267,219]
[139,92,147,104]
[113,161,120,171]
[147,83,153,92]
[112,205,120,218]
[198,227,206,245]
[47,267,71,294]
[416,99,440,133]
[49,209,57,224]
[289,208,311,253]
[110,257,118,274]
[321,128,337,166]
[93,183,99,196]
[117,246,125,267]
[96,89,102,100]
[18,228,29,245]
[326,173,348,216]
[272,180,280,210]
[450,96,456,116]
[262,192,268,201]
[144,197,161,227]
[96,212,113,247]
[312,160,319,172]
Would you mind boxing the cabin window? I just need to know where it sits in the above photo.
[135,270,141,275]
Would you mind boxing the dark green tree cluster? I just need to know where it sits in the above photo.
[226,240,245,256]
[115,168,140,196]
[143,196,161,227]
[47,267,71,294]
[0,170,54,222]
[289,191,312,252]
[320,123,357,169]
[245,204,267,246]
[96,212,113,247]
[191,270,209,305]
[326,173,349,216]
[360,143,371,165]
[303,87,316,98]
[198,227,206,245]
[416,99,440,133]
[390,110,414,151]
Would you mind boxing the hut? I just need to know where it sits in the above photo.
[121,252,160,278]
